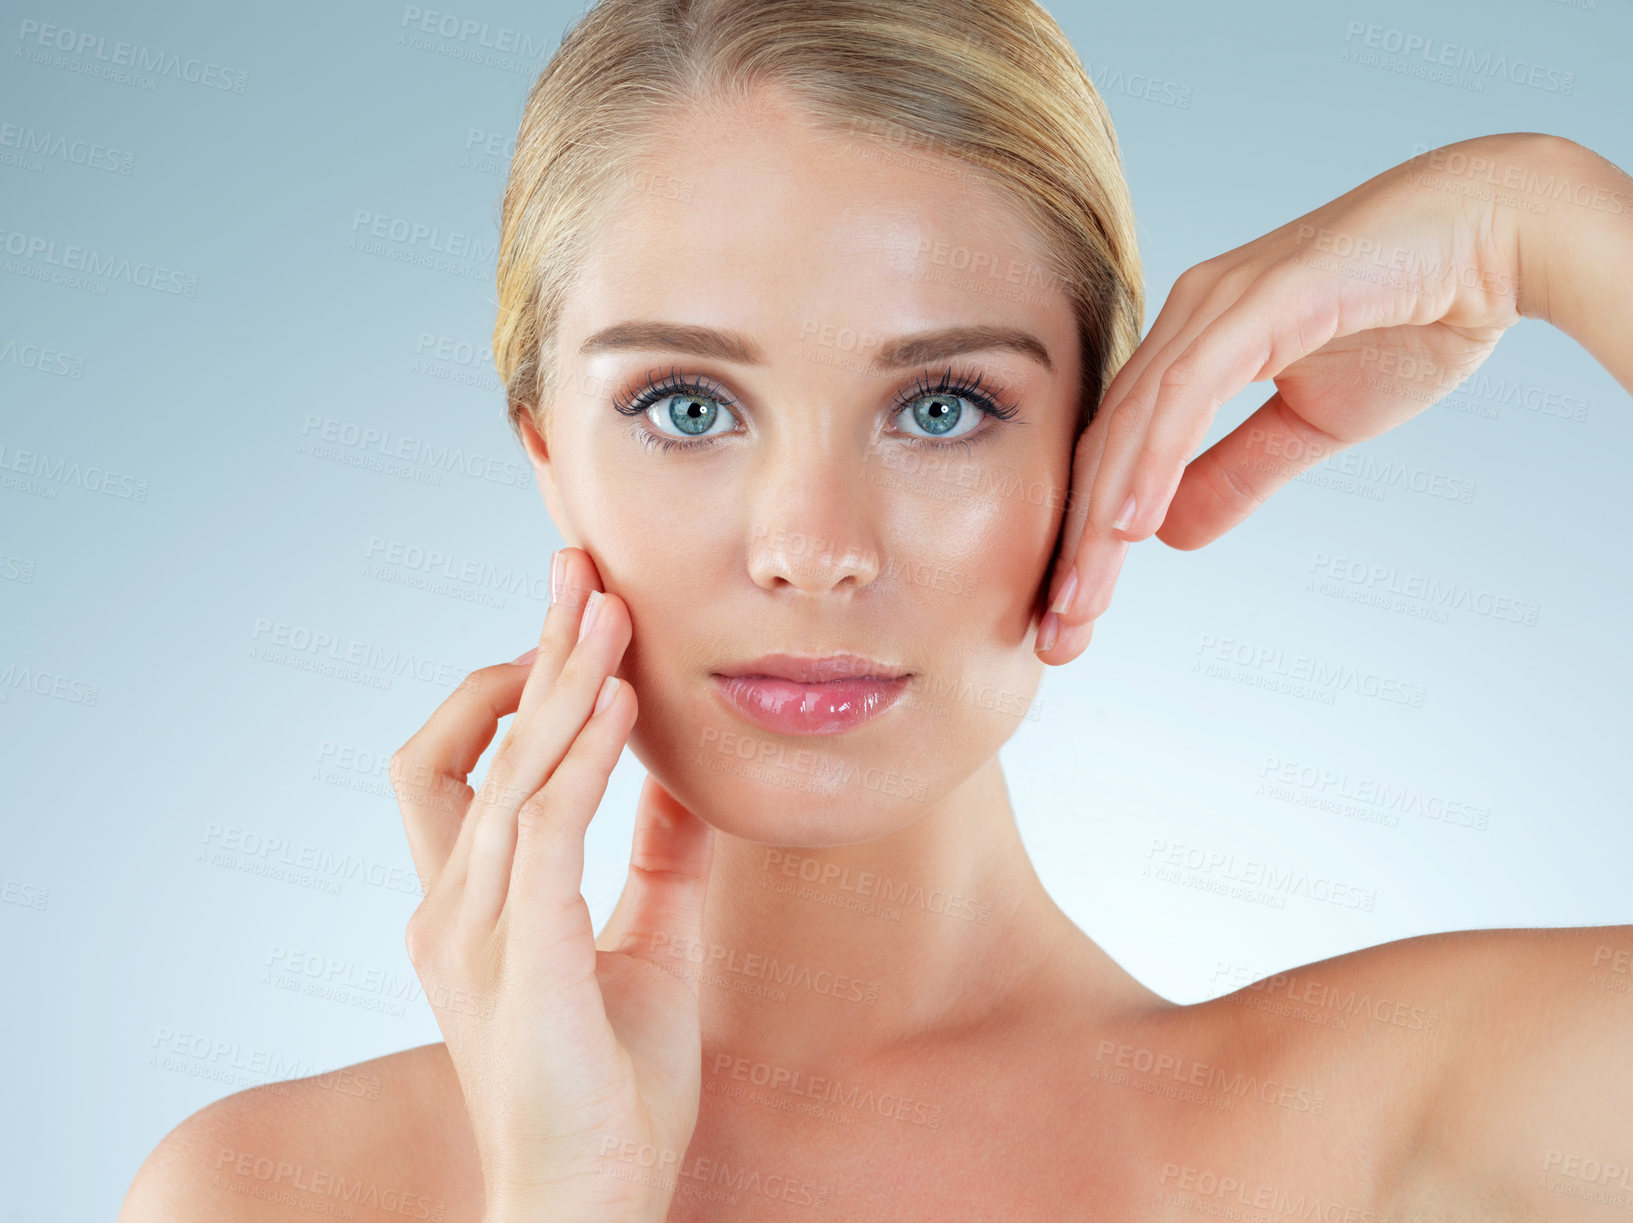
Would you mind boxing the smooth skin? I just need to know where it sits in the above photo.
[120,97,1632,1221]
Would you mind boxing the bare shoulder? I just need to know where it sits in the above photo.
[1274,923,1633,1113]
[119,1042,482,1223]
[1199,924,1633,1215]
[1368,925,1633,1200]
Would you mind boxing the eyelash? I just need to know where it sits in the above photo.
[609,363,1022,455]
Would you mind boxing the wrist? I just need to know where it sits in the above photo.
[481,1144,678,1223]
[1404,132,1563,321]
[484,1181,671,1223]
[1507,133,1633,389]
[486,1203,666,1223]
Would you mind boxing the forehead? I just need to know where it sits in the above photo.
[565,94,1073,351]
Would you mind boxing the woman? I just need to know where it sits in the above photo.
[121,0,1633,1218]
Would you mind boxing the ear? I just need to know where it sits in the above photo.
[516,404,574,540]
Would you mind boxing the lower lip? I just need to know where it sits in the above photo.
[709,673,909,736]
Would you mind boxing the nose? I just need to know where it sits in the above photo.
[745,436,883,595]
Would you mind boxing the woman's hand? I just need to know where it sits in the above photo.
[389,546,716,1223]
[1038,132,1570,662]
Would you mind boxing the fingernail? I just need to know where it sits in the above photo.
[1112,493,1137,533]
[550,548,565,603]
[577,589,603,644]
[593,674,620,716]
[511,646,539,666]
[1051,568,1079,617]
[1077,537,1129,621]
[1036,611,1059,653]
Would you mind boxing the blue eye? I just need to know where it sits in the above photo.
[897,392,976,439]
[890,367,1021,443]
[611,367,742,451]
[651,391,737,438]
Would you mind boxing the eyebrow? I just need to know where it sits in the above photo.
[577,321,1054,374]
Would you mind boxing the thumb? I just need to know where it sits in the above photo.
[1155,389,1333,551]
[603,774,716,990]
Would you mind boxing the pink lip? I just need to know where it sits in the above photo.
[710,653,910,736]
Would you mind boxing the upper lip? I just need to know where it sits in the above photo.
[713,652,910,683]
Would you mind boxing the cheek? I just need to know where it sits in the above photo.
[557,428,730,583]
[910,512,1051,740]
[881,454,1063,622]
[890,457,1064,731]
[553,443,736,693]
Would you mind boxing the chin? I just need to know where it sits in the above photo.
[630,724,953,849]
[669,767,939,847]
[624,684,956,848]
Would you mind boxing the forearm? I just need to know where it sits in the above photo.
[1516,134,1633,395]
[482,1175,671,1223]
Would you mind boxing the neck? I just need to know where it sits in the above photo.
[676,755,1125,1067]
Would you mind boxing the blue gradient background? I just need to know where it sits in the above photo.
[2,0,1629,1212]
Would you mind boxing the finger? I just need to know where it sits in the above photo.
[390,661,532,890]
[1093,263,1338,544]
[1050,407,1111,600]
[1156,389,1350,551]
[1051,264,1341,639]
[1032,604,1097,669]
[595,775,717,997]
[457,590,633,934]
[1037,412,1134,653]
[1037,610,1094,665]
[511,546,605,731]
[443,548,606,894]
[1040,367,1161,636]
[1084,293,1256,545]
[1089,255,1230,439]
[1045,408,1122,624]
[503,671,640,932]
[1044,264,1243,620]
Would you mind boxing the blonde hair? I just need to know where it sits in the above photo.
[493,0,1143,443]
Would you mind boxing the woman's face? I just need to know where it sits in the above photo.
[523,88,1083,847]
